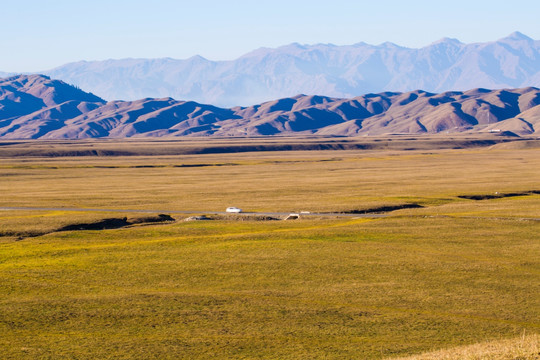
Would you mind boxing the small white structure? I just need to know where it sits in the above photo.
[226,207,242,213]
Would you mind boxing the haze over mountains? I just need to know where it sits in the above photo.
[25,32,540,107]
[1,74,539,139]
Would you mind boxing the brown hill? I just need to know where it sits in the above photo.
[41,98,239,139]
[1,75,539,139]
[489,104,540,135]
[0,75,105,139]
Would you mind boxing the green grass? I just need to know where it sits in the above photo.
[0,216,538,359]
[0,139,539,359]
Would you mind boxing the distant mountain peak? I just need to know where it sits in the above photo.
[187,55,210,62]
[501,31,533,42]
[281,42,308,51]
[430,37,463,46]
[352,41,370,47]
[32,33,540,107]
[379,41,402,49]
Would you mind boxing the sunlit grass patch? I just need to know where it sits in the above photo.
[388,333,539,360]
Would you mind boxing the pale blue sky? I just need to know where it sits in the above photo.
[2,0,539,72]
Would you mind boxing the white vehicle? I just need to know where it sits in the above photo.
[226,207,242,213]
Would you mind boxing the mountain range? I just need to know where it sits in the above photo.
[1,74,539,139]
[21,32,538,107]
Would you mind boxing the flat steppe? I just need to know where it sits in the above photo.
[1,136,539,359]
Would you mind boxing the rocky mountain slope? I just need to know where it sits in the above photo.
[37,32,540,107]
[0,74,539,139]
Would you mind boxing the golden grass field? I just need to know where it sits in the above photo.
[0,136,539,359]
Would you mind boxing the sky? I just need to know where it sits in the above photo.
[2,0,539,72]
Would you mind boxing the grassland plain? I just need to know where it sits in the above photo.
[0,137,539,359]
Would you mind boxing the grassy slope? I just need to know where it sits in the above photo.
[1,216,538,359]
[1,140,539,359]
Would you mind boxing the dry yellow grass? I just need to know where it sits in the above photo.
[2,139,539,215]
[389,333,539,360]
